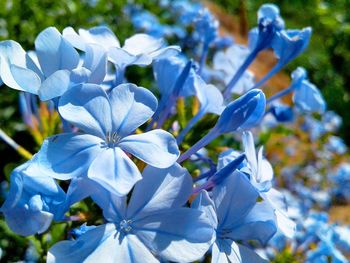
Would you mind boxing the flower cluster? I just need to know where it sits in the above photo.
[0,1,349,262]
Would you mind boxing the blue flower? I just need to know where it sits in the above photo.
[0,27,107,100]
[1,156,65,236]
[63,26,180,81]
[47,164,214,263]
[213,44,255,94]
[33,83,179,196]
[193,171,277,262]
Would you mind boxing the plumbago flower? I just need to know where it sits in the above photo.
[0,27,107,101]
[1,156,65,236]
[63,26,180,83]
[193,171,277,262]
[219,131,296,238]
[31,83,179,196]
[47,164,214,263]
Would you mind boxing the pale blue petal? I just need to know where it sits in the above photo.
[293,80,326,113]
[109,83,157,137]
[153,57,183,98]
[70,67,91,85]
[88,147,142,197]
[225,201,277,245]
[79,26,120,50]
[9,64,41,94]
[123,34,163,56]
[83,44,107,84]
[118,129,179,168]
[135,208,214,262]
[0,40,41,93]
[35,27,79,77]
[91,189,127,222]
[38,69,71,100]
[59,83,112,138]
[33,133,103,180]
[196,81,224,115]
[127,163,192,219]
[3,207,53,236]
[108,47,137,67]
[215,240,267,263]
[62,26,87,51]
[212,171,259,229]
[192,190,218,229]
[47,223,116,263]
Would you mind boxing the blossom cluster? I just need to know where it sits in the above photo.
[0,1,349,262]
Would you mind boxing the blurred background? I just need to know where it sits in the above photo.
[0,0,349,261]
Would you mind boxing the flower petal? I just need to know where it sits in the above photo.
[38,69,71,100]
[88,147,142,197]
[79,26,120,50]
[59,83,112,138]
[192,190,218,229]
[83,44,107,84]
[225,201,277,245]
[33,133,102,180]
[35,27,79,77]
[109,83,157,137]
[135,208,214,262]
[119,129,179,168]
[212,171,259,229]
[0,40,41,93]
[127,163,192,219]
[215,239,267,263]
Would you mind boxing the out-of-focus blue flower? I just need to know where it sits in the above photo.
[177,75,224,144]
[270,103,294,122]
[331,164,350,202]
[291,67,326,114]
[1,156,66,236]
[325,136,347,155]
[47,164,214,263]
[213,44,255,94]
[32,83,179,197]
[248,4,285,53]
[193,172,277,262]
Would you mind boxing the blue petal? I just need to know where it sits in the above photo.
[135,208,214,262]
[192,190,218,229]
[214,239,267,263]
[33,133,103,180]
[118,129,179,168]
[48,224,158,263]
[88,147,142,197]
[0,40,42,93]
[293,80,326,113]
[212,171,259,229]
[108,47,137,68]
[127,163,192,219]
[1,159,65,236]
[225,201,277,245]
[59,83,112,138]
[195,77,224,115]
[38,69,71,100]
[9,64,41,94]
[35,27,79,77]
[109,83,157,137]
[83,44,107,84]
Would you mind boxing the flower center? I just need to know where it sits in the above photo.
[105,132,122,147]
[119,219,133,233]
